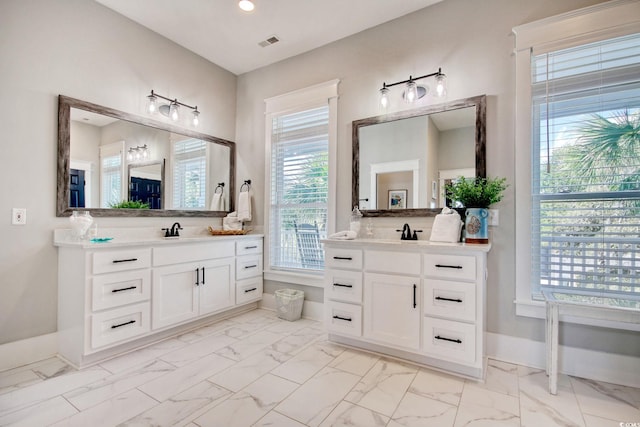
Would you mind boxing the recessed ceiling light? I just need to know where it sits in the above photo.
[238,0,254,12]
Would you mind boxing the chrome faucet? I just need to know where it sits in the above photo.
[396,223,422,240]
[162,222,183,238]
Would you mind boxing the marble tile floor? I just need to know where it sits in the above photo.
[0,309,638,427]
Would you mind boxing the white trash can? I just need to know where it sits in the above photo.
[275,289,304,321]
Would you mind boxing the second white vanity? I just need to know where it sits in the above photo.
[55,231,263,368]
[323,238,490,380]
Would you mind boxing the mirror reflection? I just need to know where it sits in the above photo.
[58,96,236,217]
[352,95,486,216]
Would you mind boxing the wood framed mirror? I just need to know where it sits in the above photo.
[57,95,236,217]
[352,95,486,217]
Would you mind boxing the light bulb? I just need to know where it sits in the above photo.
[127,150,133,161]
[192,109,200,127]
[239,0,254,12]
[146,94,157,114]
[405,80,418,103]
[435,73,447,98]
[169,102,179,121]
[379,86,389,109]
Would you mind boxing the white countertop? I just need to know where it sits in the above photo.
[54,227,263,249]
[321,238,492,252]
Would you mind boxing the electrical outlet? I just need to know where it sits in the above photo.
[12,208,26,225]
[488,209,499,226]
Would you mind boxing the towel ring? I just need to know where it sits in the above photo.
[240,179,251,192]
[214,182,224,194]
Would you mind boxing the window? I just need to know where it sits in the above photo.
[264,80,339,283]
[514,1,640,317]
[172,138,208,209]
[99,141,124,208]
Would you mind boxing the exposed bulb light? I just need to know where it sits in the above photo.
[169,101,179,121]
[239,0,254,12]
[379,85,390,109]
[435,72,447,98]
[145,90,201,127]
[146,93,157,114]
[405,79,418,103]
[127,145,150,163]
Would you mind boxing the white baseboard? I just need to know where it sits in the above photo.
[486,332,640,388]
[0,332,58,373]
[259,293,324,321]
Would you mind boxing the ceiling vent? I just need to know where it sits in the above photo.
[258,35,280,47]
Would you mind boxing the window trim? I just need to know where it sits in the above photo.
[513,0,640,320]
[264,80,339,286]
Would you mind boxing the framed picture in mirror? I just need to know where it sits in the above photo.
[388,189,407,209]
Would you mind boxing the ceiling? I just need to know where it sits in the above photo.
[95,0,443,75]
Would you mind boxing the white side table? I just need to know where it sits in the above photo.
[541,288,640,395]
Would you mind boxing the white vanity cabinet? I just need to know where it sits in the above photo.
[323,239,489,379]
[56,234,263,368]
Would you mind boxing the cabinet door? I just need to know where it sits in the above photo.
[152,262,199,329]
[199,257,235,316]
[363,273,420,350]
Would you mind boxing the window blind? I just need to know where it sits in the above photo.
[270,105,329,272]
[99,142,124,208]
[531,32,640,298]
[173,138,207,209]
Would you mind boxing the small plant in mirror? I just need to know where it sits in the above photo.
[445,176,508,208]
[110,200,150,209]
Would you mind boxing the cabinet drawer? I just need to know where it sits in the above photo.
[91,270,151,311]
[236,277,263,305]
[424,279,476,322]
[423,317,476,364]
[325,247,363,270]
[365,250,421,275]
[92,248,151,274]
[325,301,362,337]
[236,254,263,280]
[325,269,362,304]
[153,241,235,266]
[90,302,150,349]
[423,254,476,281]
[236,239,263,256]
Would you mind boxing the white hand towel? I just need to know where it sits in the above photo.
[328,230,357,240]
[223,216,243,231]
[210,193,224,211]
[237,191,252,222]
[429,207,463,242]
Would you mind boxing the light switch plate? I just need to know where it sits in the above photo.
[12,208,26,225]
[488,209,499,226]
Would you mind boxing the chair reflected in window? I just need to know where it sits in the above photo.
[294,221,324,269]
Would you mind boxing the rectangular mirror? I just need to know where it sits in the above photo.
[58,95,236,217]
[352,95,486,217]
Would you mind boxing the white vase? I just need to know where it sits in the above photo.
[69,211,93,240]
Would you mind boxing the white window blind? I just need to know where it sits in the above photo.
[99,141,124,208]
[531,32,640,299]
[270,106,329,272]
[173,138,207,209]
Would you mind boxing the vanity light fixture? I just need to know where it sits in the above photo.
[145,90,201,127]
[379,68,447,109]
[127,144,150,162]
[238,0,255,12]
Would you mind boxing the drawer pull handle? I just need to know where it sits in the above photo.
[333,283,353,288]
[111,320,136,329]
[413,284,417,308]
[112,286,137,293]
[435,335,462,344]
[333,256,353,261]
[244,287,258,293]
[435,296,463,303]
[435,264,462,269]
[195,268,200,286]
[244,265,257,269]
[244,245,258,249]
[112,258,138,264]
[332,315,352,322]
[201,267,205,285]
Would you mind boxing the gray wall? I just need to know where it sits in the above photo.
[234,0,639,356]
[0,0,237,345]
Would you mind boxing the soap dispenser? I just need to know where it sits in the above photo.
[350,206,363,237]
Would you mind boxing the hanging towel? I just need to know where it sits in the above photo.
[237,191,252,222]
[429,207,463,242]
[210,193,225,211]
[328,230,358,240]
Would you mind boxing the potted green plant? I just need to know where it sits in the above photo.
[445,176,507,243]
[110,200,150,209]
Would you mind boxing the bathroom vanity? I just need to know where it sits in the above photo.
[55,231,263,368]
[323,238,490,379]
